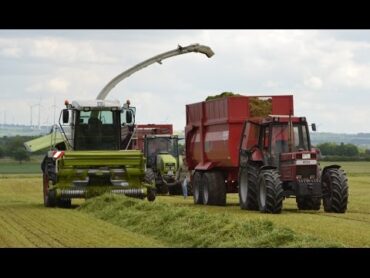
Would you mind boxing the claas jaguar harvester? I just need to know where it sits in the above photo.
[185,95,348,213]
[39,99,155,208]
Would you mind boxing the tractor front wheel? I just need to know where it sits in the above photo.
[257,169,283,213]
[322,169,348,213]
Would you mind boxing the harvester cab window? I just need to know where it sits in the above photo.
[75,109,119,150]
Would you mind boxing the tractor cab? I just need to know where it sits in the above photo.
[144,135,179,170]
[144,135,182,194]
[241,115,319,185]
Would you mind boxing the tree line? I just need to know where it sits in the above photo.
[0,135,42,163]
[316,142,370,161]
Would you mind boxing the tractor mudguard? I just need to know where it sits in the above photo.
[321,164,341,181]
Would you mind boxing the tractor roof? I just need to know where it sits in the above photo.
[71,99,121,110]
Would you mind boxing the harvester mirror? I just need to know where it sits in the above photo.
[311,123,317,131]
[62,109,69,124]
[126,110,133,124]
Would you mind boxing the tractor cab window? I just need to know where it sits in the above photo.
[271,124,310,155]
[241,122,260,150]
[147,137,178,157]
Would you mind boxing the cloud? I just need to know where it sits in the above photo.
[1,30,370,133]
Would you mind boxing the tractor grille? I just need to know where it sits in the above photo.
[296,165,317,179]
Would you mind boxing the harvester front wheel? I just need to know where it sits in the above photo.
[202,171,226,206]
[192,171,203,204]
[296,197,321,211]
[238,164,259,210]
[322,168,348,213]
[43,174,56,207]
[147,188,156,202]
[257,169,283,213]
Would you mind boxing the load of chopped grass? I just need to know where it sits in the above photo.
[205,92,240,101]
[79,195,341,247]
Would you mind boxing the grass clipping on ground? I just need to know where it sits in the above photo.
[79,195,340,247]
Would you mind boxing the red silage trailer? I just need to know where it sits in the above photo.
[131,124,173,152]
[185,95,293,201]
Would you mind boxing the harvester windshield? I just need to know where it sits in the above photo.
[271,124,310,154]
[74,109,120,150]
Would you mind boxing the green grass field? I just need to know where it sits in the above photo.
[0,161,369,247]
[0,156,43,174]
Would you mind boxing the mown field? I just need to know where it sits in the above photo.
[0,161,369,247]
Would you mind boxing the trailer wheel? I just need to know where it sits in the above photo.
[257,169,283,213]
[43,174,56,207]
[202,171,226,206]
[238,164,259,210]
[322,169,348,213]
[192,171,203,204]
[296,197,321,210]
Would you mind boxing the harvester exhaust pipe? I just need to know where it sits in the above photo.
[96,43,215,100]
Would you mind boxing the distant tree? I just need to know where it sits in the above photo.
[366,149,370,155]
[13,148,30,164]
[0,146,4,158]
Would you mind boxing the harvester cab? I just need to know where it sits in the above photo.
[39,99,155,208]
[144,134,185,195]
[239,114,348,213]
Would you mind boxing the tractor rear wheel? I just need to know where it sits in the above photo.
[296,197,321,210]
[192,171,203,204]
[322,168,348,213]
[202,171,226,206]
[257,169,283,213]
[238,164,259,210]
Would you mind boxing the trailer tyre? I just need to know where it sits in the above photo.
[257,169,283,213]
[296,197,321,211]
[202,171,226,206]
[192,171,203,204]
[322,169,348,213]
[238,164,259,210]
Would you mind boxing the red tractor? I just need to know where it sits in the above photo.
[185,95,348,213]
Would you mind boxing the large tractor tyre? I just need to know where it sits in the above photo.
[322,169,348,213]
[238,164,259,210]
[192,171,203,204]
[57,198,72,208]
[147,188,156,202]
[257,169,284,214]
[43,174,56,208]
[144,168,156,185]
[202,171,226,206]
[296,197,321,211]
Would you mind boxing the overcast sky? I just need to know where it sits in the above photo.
[0,30,369,133]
